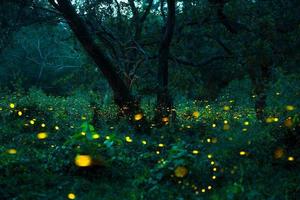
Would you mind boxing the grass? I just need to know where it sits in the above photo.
[0,88,299,199]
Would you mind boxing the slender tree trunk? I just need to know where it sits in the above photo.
[155,0,176,125]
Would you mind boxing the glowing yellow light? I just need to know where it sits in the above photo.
[162,117,169,123]
[242,128,247,132]
[212,123,216,128]
[286,105,295,111]
[192,150,199,155]
[288,156,294,161]
[201,188,206,193]
[265,117,272,123]
[81,132,86,136]
[223,106,230,111]
[81,116,86,120]
[37,132,48,140]
[92,134,100,139]
[192,111,200,118]
[7,148,17,154]
[273,117,279,122]
[105,136,110,140]
[9,103,15,109]
[156,151,160,155]
[212,176,216,180]
[125,136,132,143]
[239,151,246,156]
[207,138,211,143]
[141,140,147,145]
[207,154,213,159]
[208,186,212,190]
[158,143,164,147]
[75,155,92,167]
[68,193,76,199]
[213,167,217,171]
[54,126,59,130]
[210,161,215,165]
[244,121,249,126]
[224,120,228,124]
[174,166,188,178]
[41,123,46,127]
[223,124,230,130]
[29,120,35,125]
[134,113,143,121]
[18,111,22,116]
[0,107,2,111]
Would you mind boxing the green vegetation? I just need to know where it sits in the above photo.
[1,76,299,199]
[1,0,299,199]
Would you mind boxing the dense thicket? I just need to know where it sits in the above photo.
[0,0,299,199]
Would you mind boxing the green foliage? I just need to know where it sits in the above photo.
[1,0,300,199]
[1,77,300,199]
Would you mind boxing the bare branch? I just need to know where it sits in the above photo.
[170,55,231,67]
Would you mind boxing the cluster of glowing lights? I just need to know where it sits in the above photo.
[2,101,298,196]
[274,148,295,161]
[125,136,133,143]
[173,153,219,194]
[265,117,279,123]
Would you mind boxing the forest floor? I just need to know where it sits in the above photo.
[1,90,299,200]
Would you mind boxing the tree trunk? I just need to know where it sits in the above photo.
[155,0,176,125]
[247,54,273,121]
[48,0,140,118]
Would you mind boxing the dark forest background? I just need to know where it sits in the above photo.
[0,0,300,199]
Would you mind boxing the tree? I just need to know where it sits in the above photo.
[155,0,176,124]
[48,0,142,120]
